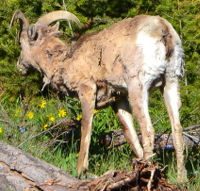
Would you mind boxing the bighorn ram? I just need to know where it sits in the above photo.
[11,10,186,181]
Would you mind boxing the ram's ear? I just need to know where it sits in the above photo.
[51,22,60,32]
[27,24,38,41]
[48,22,61,37]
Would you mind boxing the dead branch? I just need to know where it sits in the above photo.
[0,141,190,191]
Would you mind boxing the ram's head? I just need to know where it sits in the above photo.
[11,10,81,75]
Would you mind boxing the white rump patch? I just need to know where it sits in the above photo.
[136,31,167,90]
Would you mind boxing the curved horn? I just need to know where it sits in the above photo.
[36,10,81,28]
[10,10,29,30]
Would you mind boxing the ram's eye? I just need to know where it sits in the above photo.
[18,42,22,49]
[29,42,34,46]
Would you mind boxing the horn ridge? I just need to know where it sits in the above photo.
[36,10,81,28]
[10,10,29,29]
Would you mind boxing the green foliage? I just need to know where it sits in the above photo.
[0,98,200,189]
[0,0,82,101]
[155,0,200,128]
[0,1,42,100]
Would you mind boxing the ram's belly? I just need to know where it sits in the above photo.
[95,82,127,109]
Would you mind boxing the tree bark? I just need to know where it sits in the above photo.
[0,141,79,191]
[0,141,190,191]
[99,129,200,149]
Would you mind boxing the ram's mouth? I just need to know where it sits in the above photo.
[18,64,31,75]
[18,68,26,75]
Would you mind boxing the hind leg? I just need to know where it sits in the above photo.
[112,96,143,158]
[162,80,186,182]
[127,79,155,160]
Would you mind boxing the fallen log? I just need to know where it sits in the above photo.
[1,117,199,150]
[0,141,190,191]
[0,141,79,191]
[46,120,199,149]
[98,129,200,149]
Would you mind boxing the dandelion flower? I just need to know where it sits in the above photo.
[94,109,98,114]
[43,124,48,130]
[38,100,47,108]
[0,127,2,133]
[58,109,67,118]
[49,116,55,121]
[15,109,22,117]
[76,115,82,121]
[27,112,34,119]
[47,114,55,122]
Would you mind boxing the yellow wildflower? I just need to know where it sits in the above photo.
[0,127,3,133]
[47,114,55,122]
[15,109,22,117]
[94,109,98,114]
[49,116,55,121]
[27,112,34,119]
[38,100,47,108]
[58,109,67,118]
[43,124,48,130]
[76,114,82,121]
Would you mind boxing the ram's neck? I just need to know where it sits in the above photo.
[37,39,71,81]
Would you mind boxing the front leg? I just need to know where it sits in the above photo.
[77,81,96,177]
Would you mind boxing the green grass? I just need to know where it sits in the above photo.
[0,96,199,190]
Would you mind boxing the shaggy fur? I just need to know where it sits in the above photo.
[12,11,186,181]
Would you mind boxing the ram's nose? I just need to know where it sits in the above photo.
[17,60,27,75]
[19,68,28,75]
